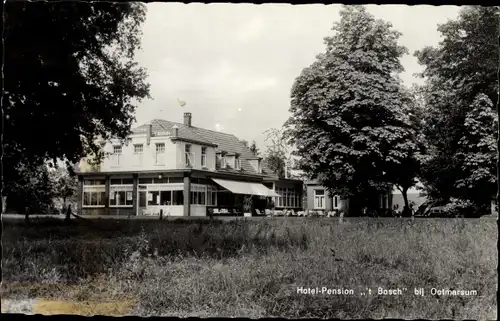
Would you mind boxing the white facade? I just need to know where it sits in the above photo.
[80,132,217,173]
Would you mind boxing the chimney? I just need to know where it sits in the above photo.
[183,112,192,127]
[171,125,179,137]
[146,124,152,145]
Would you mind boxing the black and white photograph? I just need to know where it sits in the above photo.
[1,1,498,319]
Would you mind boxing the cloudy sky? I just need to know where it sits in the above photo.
[133,4,461,151]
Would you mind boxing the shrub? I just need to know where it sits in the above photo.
[444,198,476,217]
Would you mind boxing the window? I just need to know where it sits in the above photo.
[109,191,133,206]
[122,178,133,185]
[134,144,143,166]
[160,191,172,205]
[172,191,184,205]
[82,185,106,207]
[276,188,283,207]
[314,190,325,209]
[235,156,241,170]
[191,191,206,205]
[109,185,133,207]
[216,154,222,168]
[112,146,122,166]
[274,187,300,208]
[169,177,183,184]
[138,178,153,184]
[201,147,207,168]
[110,178,134,185]
[185,144,194,166]
[221,157,226,168]
[334,196,339,209]
[148,191,160,206]
[155,143,165,165]
[207,187,217,206]
[84,179,105,185]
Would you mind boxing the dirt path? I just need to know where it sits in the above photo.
[1,299,36,314]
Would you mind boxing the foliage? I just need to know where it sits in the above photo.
[49,164,79,211]
[241,140,260,156]
[263,128,292,179]
[415,6,499,206]
[5,164,57,214]
[3,1,150,193]
[243,195,253,213]
[284,5,420,211]
[249,140,259,156]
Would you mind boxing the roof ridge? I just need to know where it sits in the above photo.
[138,119,246,140]
[152,119,169,132]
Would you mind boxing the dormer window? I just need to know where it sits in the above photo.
[235,156,241,170]
[216,153,222,168]
[201,147,207,168]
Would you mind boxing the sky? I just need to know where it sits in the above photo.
[133,3,461,152]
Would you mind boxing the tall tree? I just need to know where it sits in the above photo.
[415,6,500,210]
[5,163,57,214]
[284,5,419,214]
[49,164,79,212]
[249,140,259,156]
[263,128,292,179]
[3,2,150,203]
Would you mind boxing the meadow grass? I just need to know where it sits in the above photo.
[1,217,497,319]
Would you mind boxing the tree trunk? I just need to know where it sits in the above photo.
[402,187,410,217]
[65,204,71,222]
[62,197,67,214]
[402,187,409,209]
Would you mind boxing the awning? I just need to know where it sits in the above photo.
[211,178,279,197]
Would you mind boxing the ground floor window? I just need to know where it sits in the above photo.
[314,189,325,209]
[110,185,133,207]
[172,191,184,205]
[190,184,207,205]
[191,191,206,205]
[276,187,302,208]
[83,185,105,207]
[148,191,160,206]
[207,186,217,206]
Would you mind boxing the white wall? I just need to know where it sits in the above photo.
[176,141,216,171]
[79,134,218,173]
[98,134,178,172]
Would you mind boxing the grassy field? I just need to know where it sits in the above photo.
[1,217,497,319]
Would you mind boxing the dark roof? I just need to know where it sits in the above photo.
[133,118,279,177]
[134,119,216,146]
